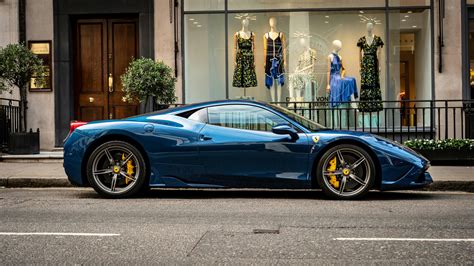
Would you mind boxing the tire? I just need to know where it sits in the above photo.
[86,140,147,198]
[316,144,375,200]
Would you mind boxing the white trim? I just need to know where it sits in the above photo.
[334,237,474,242]
[0,232,120,237]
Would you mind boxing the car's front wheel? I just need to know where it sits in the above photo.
[86,141,147,198]
[316,144,375,199]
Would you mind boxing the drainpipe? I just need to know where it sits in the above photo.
[18,0,27,131]
[438,0,445,73]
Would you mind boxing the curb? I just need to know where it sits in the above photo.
[0,177,72,188]
[423,181,474,193]
[1,178,473,192]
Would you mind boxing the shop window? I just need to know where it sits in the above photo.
[208,105,288,131]
[182,2,433,130]
[184,0,224,11]
[184,14,226,103]
[228,0,384,10]
[469,20,474,99]
[388,9,431,126]
[227,10,386,107]
[389,0,430,6]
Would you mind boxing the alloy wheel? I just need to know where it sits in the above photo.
[91,144,141,195]
[321,147,371,197]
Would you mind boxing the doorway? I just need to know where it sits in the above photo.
[399,33,416,127]
[73,17,139,121]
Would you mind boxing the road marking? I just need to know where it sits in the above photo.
[334,237,474,242]
[0,232,120,237]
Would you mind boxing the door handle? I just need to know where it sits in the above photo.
[199,135,212,141]
[108,73,113,93]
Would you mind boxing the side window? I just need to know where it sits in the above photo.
[207,105,289,132]
[188,108,208,123]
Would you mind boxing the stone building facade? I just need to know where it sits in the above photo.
[0,0,471,150]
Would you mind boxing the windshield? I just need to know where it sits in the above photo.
[268,104,326,132]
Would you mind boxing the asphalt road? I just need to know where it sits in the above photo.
[0,188,473,264]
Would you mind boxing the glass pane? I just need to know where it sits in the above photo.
[388,9,431,127]
[389,0,430,6]
[208,105,288,131]
[470,21,474,99]
[228,0,385,10]
[227,10,386,106]
[183,0,224,11]
[184,14,226,103]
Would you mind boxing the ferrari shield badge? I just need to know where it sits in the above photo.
[312,136,320,143]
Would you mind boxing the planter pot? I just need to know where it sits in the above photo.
[413,149,474,165]
[153,103,170,111]
[8,129,40,154]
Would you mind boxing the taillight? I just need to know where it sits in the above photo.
[69,121,88,135]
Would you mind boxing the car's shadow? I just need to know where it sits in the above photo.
[121,189,436,201]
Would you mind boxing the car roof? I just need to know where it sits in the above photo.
[141,99,270,117]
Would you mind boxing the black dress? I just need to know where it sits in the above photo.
[232,32,258,88]
[357,35,384,112]
[264,32,285,88]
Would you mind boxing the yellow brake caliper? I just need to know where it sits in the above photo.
[327,156,340,189]
[122,153,135,184]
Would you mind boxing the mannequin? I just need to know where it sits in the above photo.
[357,21,384,127]
[289,37,317,102]
[232,18,257,96]
[263,17,286,103]
[326,40,358,128]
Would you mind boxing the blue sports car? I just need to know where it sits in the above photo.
[63,100,432,199]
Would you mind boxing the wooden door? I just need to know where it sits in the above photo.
[74,17,139,122]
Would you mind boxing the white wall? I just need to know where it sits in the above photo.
[25,0,55,149]
[155,0,183,103]
[434,0,464,139]
[0,0,19,100]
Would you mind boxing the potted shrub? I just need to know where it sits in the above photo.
[0,43,44,154]
[121,57,176,111]
[404,139,474,165]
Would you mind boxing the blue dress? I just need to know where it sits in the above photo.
[329,53,358,108]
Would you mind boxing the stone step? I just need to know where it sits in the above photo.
[0,151,64,163]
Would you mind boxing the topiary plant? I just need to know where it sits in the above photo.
[0,43,45,130]
[121,58,177,110]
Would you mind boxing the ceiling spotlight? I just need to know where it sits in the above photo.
[401,19,407,22]
[196,25,202,28]
[359,10,365,14]
[189,18,195,21]
[405,15,410,18]
[325,15,330,18]
[412,25,417,28]
[408,11,413,14]
[324,21,329,24]
[193,21,198,24]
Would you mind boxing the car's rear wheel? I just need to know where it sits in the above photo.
[316,144,375,199]
[86,141,147,198]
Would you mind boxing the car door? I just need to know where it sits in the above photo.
[197,104,311,188]
[144,114,206,186]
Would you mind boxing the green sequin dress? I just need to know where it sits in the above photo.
[232,33,258,88]
[357,35,384,112]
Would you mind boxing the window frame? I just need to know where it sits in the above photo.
[181,1,434,104]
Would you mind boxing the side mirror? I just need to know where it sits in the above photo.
[272,124,299,141]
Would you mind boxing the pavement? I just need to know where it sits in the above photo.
[0,158,472,192]
[0,188,473,264]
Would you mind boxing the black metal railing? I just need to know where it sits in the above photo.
[0,98,21,152]
[272,99,474,142]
